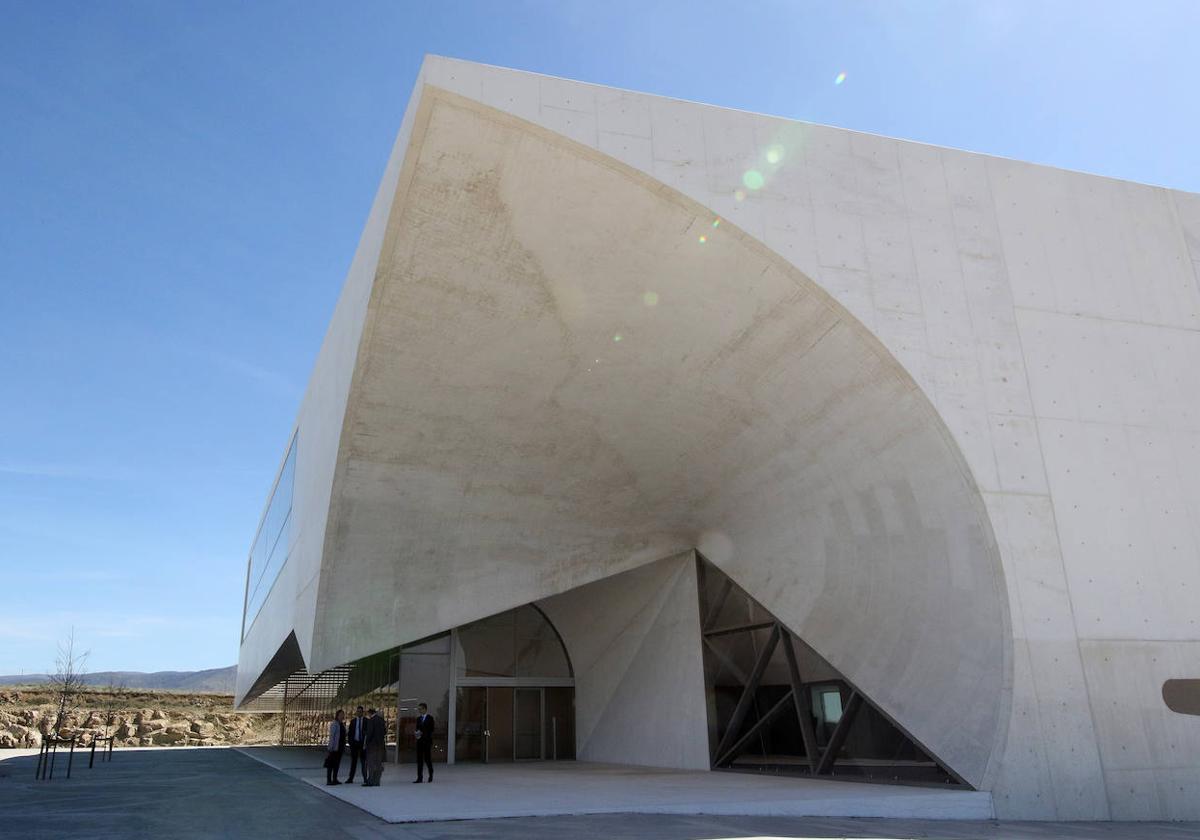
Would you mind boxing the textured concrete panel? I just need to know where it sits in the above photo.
[235,69,434,704]
[238,57,1200,819]
[1080,640,1200,820]
[304,85,1009,788]
[538,552,709,770]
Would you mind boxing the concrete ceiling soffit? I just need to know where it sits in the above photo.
[236,630,305,708]
[306,86,1011,789]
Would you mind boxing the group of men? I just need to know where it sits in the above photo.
[324,703,436,786]
[324,705,385,786]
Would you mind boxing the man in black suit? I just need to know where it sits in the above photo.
[413,702,435,783]
[362,707,386,786]
[345,705,366,783]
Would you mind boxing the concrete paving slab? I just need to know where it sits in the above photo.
[238,746,995,822]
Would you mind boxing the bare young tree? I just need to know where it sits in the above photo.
[102,677,127,738]
[48,628,90,736]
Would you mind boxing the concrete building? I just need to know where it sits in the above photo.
[235,56,1200,820]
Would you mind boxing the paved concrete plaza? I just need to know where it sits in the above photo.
[240,746,993,821]
[3,747,1200,839]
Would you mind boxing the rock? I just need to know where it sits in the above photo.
[151,709,168,721]
[190,721,216,737]
[11,725,42,748]
[151,728,188,745]
[136,721,164,736]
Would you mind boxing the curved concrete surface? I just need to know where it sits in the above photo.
[305,87,1010,787]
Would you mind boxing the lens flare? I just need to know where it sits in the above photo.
[613,333,623,342]
[643,291,658,307]
[698,234,707,244]
[834,71,847,85]
[742,169,764,190]
[734,189,746,202]
[711,218,721,228]
[766,145,784,164]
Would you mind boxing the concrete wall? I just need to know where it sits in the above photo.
[238,57,1200,819]
[405,58,1200,819]
[538,551,710,770]
[234,63,432,704]
[304,82,1010,791]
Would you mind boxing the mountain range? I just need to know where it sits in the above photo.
[0,665,237,694]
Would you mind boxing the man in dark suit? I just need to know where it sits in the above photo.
[362,707,386,786]
[345,705,367,783]
[413,702,435,783]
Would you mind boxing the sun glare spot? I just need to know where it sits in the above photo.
[765,145,784,164]
[742,169,764,190]
[643,291,659,307]
[834,71,847,85]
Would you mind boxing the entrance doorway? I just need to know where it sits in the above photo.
[454,685,576,762]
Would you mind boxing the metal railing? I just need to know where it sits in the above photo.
[34,732,117,781]
[35,735,76,780]
[89,734,115,768]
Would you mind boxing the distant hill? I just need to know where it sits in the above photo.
[0,666,236,694]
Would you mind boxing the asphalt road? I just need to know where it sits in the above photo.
[1,747,1198,840]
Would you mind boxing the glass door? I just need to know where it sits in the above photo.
[544,686,575,760]
[485,686,513,762]
[514,687,543,760]
[454,686,487,761]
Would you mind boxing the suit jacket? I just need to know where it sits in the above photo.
[348,715,366,746]
[414,713,435,744]
[364,714,386,749]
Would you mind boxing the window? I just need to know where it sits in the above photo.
[455,605,573,680]
[696,553,963,786]
[242,434,297,637]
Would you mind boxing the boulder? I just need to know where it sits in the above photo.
[190,721,216,737]
[151,709,168,721]
[151,728,188,745]
[5,724,35,747]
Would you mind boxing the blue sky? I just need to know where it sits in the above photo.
[1,1,1197,675]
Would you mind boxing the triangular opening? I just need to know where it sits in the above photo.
[696,553,966,787]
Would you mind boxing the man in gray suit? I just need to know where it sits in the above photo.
[362,707,386,786]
